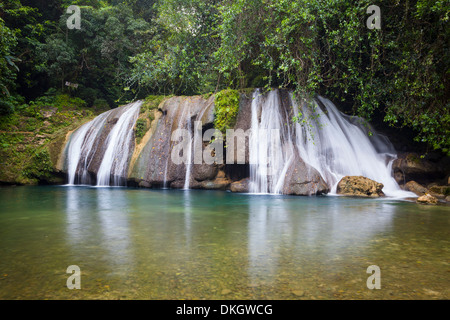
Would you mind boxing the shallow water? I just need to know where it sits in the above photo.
[0,186,448,300]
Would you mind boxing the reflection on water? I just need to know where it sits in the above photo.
[248,196,291,285]
[246,197,401,287]
[0,186,448,300]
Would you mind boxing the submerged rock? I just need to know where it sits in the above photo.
[336,176,384,197]
[416,194,438,205]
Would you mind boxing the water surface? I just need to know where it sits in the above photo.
[0,186,448,299]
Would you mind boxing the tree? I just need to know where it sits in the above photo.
[0,17,19,114]
[36,2,153,106]
[212,0,449,154]
[129,0,221,96]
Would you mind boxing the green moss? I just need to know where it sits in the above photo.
[202,92,214,100]
[214,89,240,136]
[148,111,155,122]
[93,98,109,110]
[141,95,169,113]
[30,94,87,111]
[429,186,450,196]
[135,118,147,139]
[0,93,98,185]
[23,148,54,181]
[237,87,256,97]
[406,153,421,164]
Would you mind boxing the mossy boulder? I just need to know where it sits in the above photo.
[336,176,385,197]
[416,194,438,205]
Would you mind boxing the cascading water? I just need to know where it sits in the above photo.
[182,105,193,190]
[249,89,295,194]
[292,95,413,197]
[66,112,110,185]
[248,89,414,198]
[65,101,141,186]
[96,102,141,186]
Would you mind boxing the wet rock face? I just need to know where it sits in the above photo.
[336,176,385,197]
[129,95,216,187]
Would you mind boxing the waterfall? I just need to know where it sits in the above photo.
[182,105,193,190]
[65,101,141,186]
[96,101,141,186]
[292,95,411,197]
[248,89,413,197]
[249,89,295,194]
[66,112,110,185]
[64,89,412,197]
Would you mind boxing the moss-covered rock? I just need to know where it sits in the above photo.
[214,89,240,136]
[416,194,438,205]
[336,176,385,197]
[141,95,170,113]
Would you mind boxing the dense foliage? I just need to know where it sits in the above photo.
[0,0,448,154]
[214,89,240,136]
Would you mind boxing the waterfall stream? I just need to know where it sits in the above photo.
[65,101,141,186]
[96,101,141,186]
[248,89,414,197]
[249,89,295,194]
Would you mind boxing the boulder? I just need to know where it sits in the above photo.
[138,180,151,188]
[428,185,450,199]
[200,170,232,190]
[416,194,438,205]
[193,163,219,182]
[199,96,216,126]
[230,178,250,193]
[392,153,443,185]
[200,178,231,190]
[282,155,329,195]
[404,181,428,196]
[170,179,201,189]
[336,176,385,197]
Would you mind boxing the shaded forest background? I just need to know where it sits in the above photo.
[0,0,448,154]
